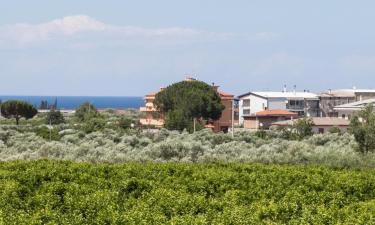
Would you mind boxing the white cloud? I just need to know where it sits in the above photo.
[254,32,280,41]
[0,15,278,49]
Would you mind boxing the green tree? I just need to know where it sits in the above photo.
[45,109,65,125]
[328,126,342,135]
[118,116,134,129]
[75,102,99,122]
[350,104,375,154]
[0,100,38,125]
[82,117,106,133]
[154,80,225,132]
[293,117,314,140]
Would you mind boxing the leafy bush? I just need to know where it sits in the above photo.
[1,160,375,224]
[35,126,61,141]
[1,126,374,168]
[45,109,65,125]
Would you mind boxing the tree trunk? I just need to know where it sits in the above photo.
[15,117,19,125]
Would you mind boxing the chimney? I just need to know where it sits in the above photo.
[293,85,296,95]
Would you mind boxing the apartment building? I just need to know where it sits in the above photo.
[140,78,235,133]
[334,98,375,119]
[238,91,320,125]
[319,89,375,117]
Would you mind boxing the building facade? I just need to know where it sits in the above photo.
[238,91,320,125]
[319,89,375,117]
[272,117,350,134]
[334,98,375,119]
[243,109,298,130]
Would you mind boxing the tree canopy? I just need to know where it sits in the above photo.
[0,100,38,125]
[350,104,375,154]
[154,80,225,131]
[75,102,99,122]
[45,109,65,125]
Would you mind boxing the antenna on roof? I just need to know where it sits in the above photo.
[283,85,287,93]
[293,85,296,94]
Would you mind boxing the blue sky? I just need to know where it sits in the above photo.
[1,0,375,96]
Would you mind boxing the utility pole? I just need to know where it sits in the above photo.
[49,118,52,141]
[231,99,235,138]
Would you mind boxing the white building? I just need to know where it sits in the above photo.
[238,91,320,125]
[334,98,375,120]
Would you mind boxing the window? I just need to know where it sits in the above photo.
[243,99,250,107]
[243,109,250,115]
[318,128,325,134]
[342,114,346,119]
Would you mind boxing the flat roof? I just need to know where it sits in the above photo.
[273,117,350,126]
[334,98,375,110]
[244,109,298,118]
[239,91,319,99]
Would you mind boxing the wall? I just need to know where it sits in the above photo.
[249,95,268,115]
[239,96,250,125]
[312,126,348,134]
[213,99,233,132]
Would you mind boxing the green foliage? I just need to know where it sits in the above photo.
[293,117,314,140]
[0,100,38,125]
[82,117,106,133]
[118,116,133,129]
[35,127,61,141]
[350,104,375,154]
[45,110,65,125]
[329,126,342,135]
[75,102,99,122]
[154,80,224,131]
[1,160,375,224]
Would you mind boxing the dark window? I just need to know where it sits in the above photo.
[318,128,325,134]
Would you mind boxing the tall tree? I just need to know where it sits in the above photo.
[0,100,38,125]
[45,109,65,125]
[75,102,99,122]
[350,104,375,153]
[154,80,224,131]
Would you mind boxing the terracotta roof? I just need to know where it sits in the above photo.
[273,117,350,126]
[218,91,234,97]
[245,109,298,118]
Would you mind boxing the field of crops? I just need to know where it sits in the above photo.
[1,160,375,224]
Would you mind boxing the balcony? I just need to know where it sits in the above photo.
[140,107,158,112]
[140,119,164,127]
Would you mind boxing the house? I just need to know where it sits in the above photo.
[272,117,350,134]
[243,109,298,130]
[139,78,235,133]
[319,89,375,117]
[238,90,320,125]
[334,98,375,120]
[139,92,165,128]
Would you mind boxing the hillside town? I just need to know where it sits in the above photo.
[140,77,375,134]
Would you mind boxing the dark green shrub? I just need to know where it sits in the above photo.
[45,110,65,125]
[35,126,61,141]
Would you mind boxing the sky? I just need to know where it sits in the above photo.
[1,0,375,96]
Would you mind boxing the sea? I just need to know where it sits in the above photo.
[0,96,144,110]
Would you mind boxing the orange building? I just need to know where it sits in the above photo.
[140,79,235,132]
